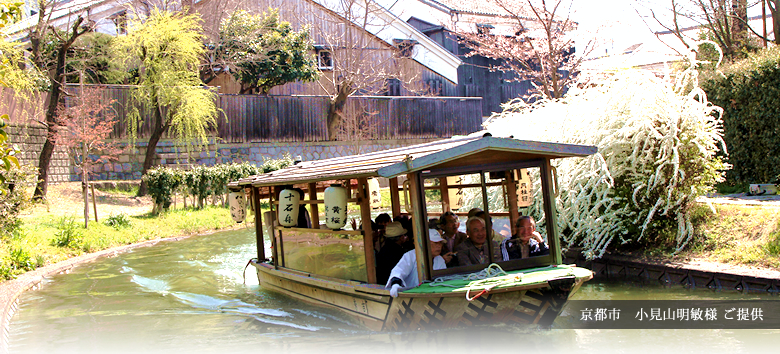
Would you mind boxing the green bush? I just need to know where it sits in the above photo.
[141,158,291,211]
[104,213,132,229]
[1,116,37,238]
[142,167,182,213]
[0,164,36,238]
[702,47,780,184]
[8,246,34,271]
[51,216,83,249]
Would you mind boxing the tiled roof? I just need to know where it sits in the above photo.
[232,135,596,187]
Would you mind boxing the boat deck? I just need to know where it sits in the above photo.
[405,264,592,295]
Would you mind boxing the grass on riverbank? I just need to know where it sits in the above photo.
[683,203,780,268]
[3,182,779,281]
[0,183,243,280]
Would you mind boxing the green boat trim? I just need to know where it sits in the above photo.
[404,264,592,294]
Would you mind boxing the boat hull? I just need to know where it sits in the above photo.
[253,261,591,331]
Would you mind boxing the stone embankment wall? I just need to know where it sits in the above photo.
[6,123,436,182]
[565,250,780,294]
[4,124,72,183]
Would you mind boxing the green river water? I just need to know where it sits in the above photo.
[4,228,779,354]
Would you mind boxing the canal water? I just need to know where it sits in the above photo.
[5,228,780,354]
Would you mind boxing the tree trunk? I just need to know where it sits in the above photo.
[34,136,56,199]
[91,183,98,222]
[327,83,353,140]
[137,103,169,197]
[33,17,87,200]
[771,1,780,45]
[82,178,89,229]
[732,0,748,49]
[34,65,65,200]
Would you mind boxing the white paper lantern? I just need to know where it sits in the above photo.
[228,191,247,223]
[324,184,347,229]
[367,178,381,209]
[446,175,464,210]
[278,189,300,227]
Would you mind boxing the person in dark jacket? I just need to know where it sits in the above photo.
[438,211,465,267]
[375,221,409,285]
[456,217,500,266]
[500,216,549,260]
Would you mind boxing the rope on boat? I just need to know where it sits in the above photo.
[427,264,573,301]
[242,259,254,284]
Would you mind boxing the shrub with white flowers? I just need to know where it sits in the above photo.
[485,68,729,259]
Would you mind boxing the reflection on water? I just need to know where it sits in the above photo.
[5,228,780,354]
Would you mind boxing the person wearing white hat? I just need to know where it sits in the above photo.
[385,229,448,297]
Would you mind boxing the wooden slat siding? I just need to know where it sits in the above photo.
[0,88,46,125]
[3,85,482,142]
[197,0,457,98]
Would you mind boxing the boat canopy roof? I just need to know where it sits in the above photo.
[231,135,597,187]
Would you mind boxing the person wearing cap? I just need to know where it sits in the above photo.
[375,221,410,285]
[385,229,448,297]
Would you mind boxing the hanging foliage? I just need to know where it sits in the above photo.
[111,10,219,196]
[486,66,729,258]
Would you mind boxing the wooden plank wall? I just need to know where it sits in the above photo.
[0,87,47,125]
[1,85,483,143]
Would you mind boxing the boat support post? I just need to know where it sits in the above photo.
[253,186,265,262]
[358,177,377,284]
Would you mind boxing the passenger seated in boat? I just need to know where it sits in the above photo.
[438,211,466,267]
[373,213,392,252]
[393,214,415,251]
[428,217,439,231]
[293,188,312,228]
[386,229,448,297]
[468,208,506,242]
[456,217,500,266]
[376,221,410,285]
[500,216,549,260]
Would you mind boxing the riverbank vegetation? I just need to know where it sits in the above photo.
[1,206,239,279]
[485,65,727,259]
[686,204,780,269]
[0,181,244,280]
[0,158,289,281]
[143,160,290,213]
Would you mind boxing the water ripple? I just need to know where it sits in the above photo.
[130,274,171,294]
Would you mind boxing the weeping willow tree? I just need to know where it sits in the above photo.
[485,63,729,259]
[111,10,219,196]
[1,37,42,235]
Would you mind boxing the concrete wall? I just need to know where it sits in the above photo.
[6,123,438,182]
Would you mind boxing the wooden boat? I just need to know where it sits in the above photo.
[229,134,597,330]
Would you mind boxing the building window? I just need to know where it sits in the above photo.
[112,11,127,35]
[384,78,401,96]
[317,50,333,70]
[393,39,417,58]
[476,23,494,35]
